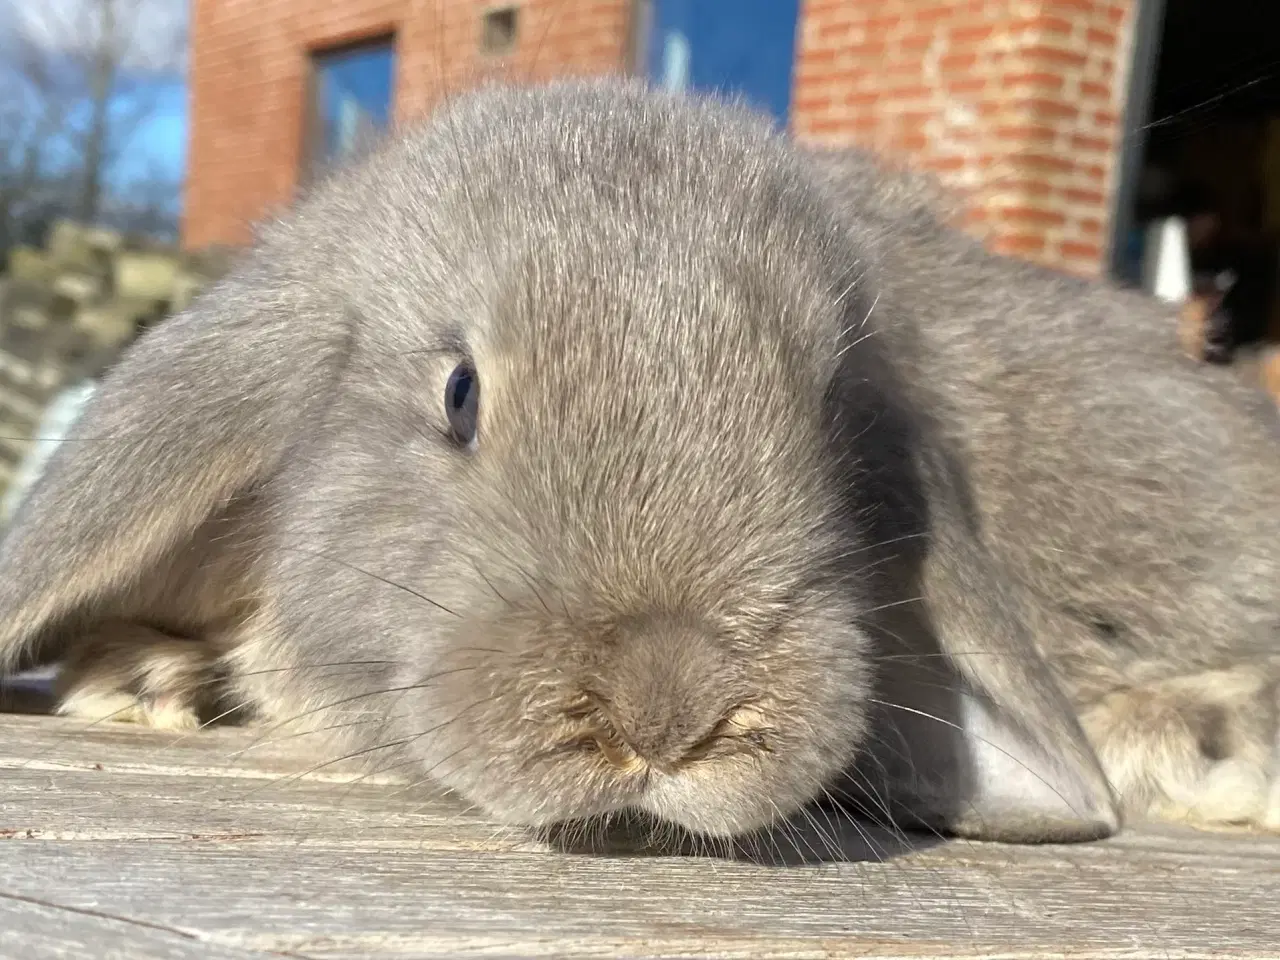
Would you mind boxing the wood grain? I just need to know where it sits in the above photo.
[2,712,1276,959]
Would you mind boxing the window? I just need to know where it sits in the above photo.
[641,0,800,128]
[304,37,397,179]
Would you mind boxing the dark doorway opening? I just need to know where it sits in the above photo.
[1113,0,1280,355]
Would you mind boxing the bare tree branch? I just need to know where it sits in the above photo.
[0,0,186,245]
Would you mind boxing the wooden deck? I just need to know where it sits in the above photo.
[2,681,1277,959]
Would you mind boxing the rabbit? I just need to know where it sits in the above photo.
[808,147,1280,832]
[0,77,1275,847]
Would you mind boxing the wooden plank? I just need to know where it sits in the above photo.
[1,713,1277,959]
[0,895,288,960]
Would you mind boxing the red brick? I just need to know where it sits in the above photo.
[913,6,955,25]
[1061,240,1103,260]
[881,84,934,101]
[845,90,882,107]
[796,66,871,88]
[994,234,1047,255]
[864,14,902,31]
[816,20,855,42]
[805,47,842,65]
[900,31,933,52]
[994,124,1059,144]
[1065,187,1107,205]
[846,41,888,58]
[897,109,933,130]
[1024,97,1080,120]
[940,52,978,72]
[807,117,849,135]
[1071,133,1114,153]
[1025,15,1076,37]
[893,132,929,151]
[1023,44,1089,69]
[1003,71,1066,91]
[1000,206,1067,226]
[794,94,835,114]
[1044,0,1101,12]
[946,76,988,94]
[951,24,994,43]
[1021,151,1076,173]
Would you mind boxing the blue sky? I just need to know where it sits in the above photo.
[0,0,190,210]
[111,76,188,191]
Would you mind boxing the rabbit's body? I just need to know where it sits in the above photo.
[48,501,260,730]
[0,79,1277,843]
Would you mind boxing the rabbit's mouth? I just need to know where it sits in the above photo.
[415,699,860,845]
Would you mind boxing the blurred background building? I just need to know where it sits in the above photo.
[183,0,1280,298]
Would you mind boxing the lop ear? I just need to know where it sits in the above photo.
[843,443,1121,844]
[805,143,1119,843]
[0,263,346,675]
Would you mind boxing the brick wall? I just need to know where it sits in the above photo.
[792,0,1137,277]
[184,0,633,249]
[186,0,1137,277]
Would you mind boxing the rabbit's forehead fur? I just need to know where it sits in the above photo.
[263,80,883,834]
[295,79,874,600]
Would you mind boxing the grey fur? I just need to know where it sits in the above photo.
[0,78,1276,843]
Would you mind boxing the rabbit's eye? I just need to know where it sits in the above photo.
[445,362,479,446]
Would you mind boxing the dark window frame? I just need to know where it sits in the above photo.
[300,32,399,188]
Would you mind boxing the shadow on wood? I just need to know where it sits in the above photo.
[542,804,949,865]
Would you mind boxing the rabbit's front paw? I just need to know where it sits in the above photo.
[53,621,224,731]
[1080,664,1279,833]
[1154,755,1276,832]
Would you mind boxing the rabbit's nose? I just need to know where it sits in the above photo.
[581,615,745,774]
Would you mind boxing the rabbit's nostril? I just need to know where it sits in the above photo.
[594,735,647,773]
[554,705,651,773]
[683,702,775,762]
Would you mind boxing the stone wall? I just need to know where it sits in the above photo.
[0,223,232,500]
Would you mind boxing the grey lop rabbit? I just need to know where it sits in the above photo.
[0,78,1276,844]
